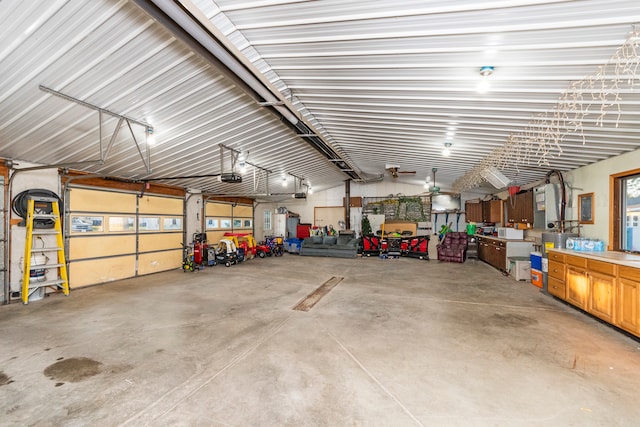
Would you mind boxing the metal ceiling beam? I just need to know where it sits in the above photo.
[132,0,363,181]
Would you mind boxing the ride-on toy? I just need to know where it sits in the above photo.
[215,238,239,267]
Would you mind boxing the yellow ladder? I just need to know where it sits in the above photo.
[21,196,69,304]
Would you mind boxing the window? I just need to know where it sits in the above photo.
[108,216,135,232]
[163,217,182,230]
[613,170,640,252]
[264,209,272,232]
[71,216,103,233]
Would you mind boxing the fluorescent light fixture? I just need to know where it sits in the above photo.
[481,166,511,189]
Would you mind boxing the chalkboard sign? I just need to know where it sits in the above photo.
[578,193,594,224]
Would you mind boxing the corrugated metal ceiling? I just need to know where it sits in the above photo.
[1,0,639,196]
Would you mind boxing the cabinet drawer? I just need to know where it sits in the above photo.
[548,252,565,263]
[548,276,566,299]
[587,259,616,276]
[548,261,565,280]
[619,265,640,281]
[566,254,587,268]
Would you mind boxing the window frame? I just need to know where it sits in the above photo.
[610,167,640,253]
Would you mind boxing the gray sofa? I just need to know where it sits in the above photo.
[299,235,358,258]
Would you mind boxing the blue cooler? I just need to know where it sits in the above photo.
[530,251,542,271]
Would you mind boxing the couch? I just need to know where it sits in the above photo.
[299,234,359,258]
[436,231,468,263]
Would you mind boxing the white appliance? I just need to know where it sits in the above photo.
[497,227,524,239]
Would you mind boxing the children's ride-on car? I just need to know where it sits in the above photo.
[255,242,272,258]
[215,238,239,267]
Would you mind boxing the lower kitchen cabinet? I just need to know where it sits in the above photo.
[617,266,640,335]
[566,266,588,310]
[547,249,640,339]
[589,271,616,323]
[548,256,566,299]
[477,235,533,272]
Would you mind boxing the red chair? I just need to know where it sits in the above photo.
[436,232,468,263]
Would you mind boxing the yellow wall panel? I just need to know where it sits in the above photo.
[233,205,252,217]
[69,235,136,260]
[139,233,182,252]
[139,195,183,214]
[207,231,228,244]
[69,188,137,213]
[138,250,182,275]
[206,202,232,216]
[69,256,136,288]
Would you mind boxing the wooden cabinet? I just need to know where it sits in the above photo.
[547,250,640,339]
[465,201,483,223]
[617,266,640,334]
[465,199,503,224]
[482,199,503,223]
[566,255,588,309]
[548,254,566,299]
[506,191,533,224]
[587,260,616,323]
[477,236,532,272]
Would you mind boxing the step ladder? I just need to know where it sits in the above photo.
[21,196,69,304]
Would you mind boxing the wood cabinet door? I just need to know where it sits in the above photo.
[589,272,615,323]
[617,277,640,334]
[465,201,483,223]
[489,200,503,223]
[477,239,486,261]
[493,243,506,271]
[566,266,589,309]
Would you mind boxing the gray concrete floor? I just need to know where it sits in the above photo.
[2,254,640,426]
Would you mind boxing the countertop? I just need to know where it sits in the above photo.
[474,234,535,243]
[547,248,640,267]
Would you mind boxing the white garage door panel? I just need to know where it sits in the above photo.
[69,256,136,288]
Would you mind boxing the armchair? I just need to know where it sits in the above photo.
[437,232,468,263]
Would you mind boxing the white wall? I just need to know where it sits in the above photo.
[253,180,435,240]
[564,147,640,246]
[8,166,61,293]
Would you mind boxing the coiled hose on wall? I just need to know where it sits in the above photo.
[12,189,63,229]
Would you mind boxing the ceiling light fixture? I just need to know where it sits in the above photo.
[146,127,156,145]
[282,176,288,187]
[442,142,452,157]
[477,66,494,94]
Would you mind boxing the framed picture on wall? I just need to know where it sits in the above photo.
[578,193,594,224]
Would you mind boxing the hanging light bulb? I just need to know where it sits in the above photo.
[282,176,287,187]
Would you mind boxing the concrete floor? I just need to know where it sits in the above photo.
[2,255,640,426]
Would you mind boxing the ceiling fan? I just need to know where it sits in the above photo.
[426,168,460,197]
[385,164,416,178]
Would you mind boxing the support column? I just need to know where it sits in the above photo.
[345,179,351,229]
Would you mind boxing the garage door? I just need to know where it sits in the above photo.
[205,201,253,243]
[67,187,183,288]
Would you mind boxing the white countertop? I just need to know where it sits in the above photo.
[475,234,535,243]
[547,248,640,266]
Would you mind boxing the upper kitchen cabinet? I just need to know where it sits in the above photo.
[506,191,534,225]
[483,199,503,223]
[465,201,483,223]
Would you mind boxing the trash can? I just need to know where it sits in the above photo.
[466,223,477,235]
